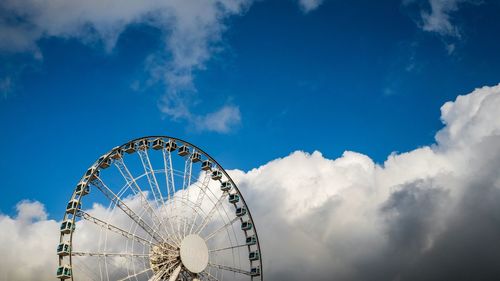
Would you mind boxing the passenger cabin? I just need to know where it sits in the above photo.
[211,170,222,180]
[57,265,72,279]
[228,194,240,204]
[60,220,75,234]
[84,167,99,181]
[57,243,71,256]
[221,181,232,192]
[152,138,164,150]
[137,139,149,150]
[165,140,177,152]
[110,149,123,160]
[124,143,136,154]
[249,250,260,261]
[246,235,257,245]
[178,145,190,156]
[201,160,212,171]
[250,266,260,276]
[191,152,201,163]
[241,221,253,231]
[66,199,81,214]
[98,156,111,169]
[235,207,247,217]
[75,182,90,196]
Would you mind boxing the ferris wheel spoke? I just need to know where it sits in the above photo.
[137,149,181,245]
[208,263,252,276]
[89,177,166,244]
[76,210,155,247]
[162,149,176,201]
[168,263,182,281]
[116,266,153,281]
[162,149,183,243]
[137,149,165,207]
[72,252,150,258]
[200,271,221,281]
[118,259,175,281]
[181,151,194,238]
[188,171,212,234]
[209,243,247,253]
[196,192,228,235]
[204,217,240,241]
[114,159,174,240]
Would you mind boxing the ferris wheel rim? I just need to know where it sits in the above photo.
[58,135,263,281]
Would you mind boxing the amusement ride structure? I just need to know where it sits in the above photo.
[57,136,262,281]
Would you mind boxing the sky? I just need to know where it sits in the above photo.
[1,0,500,280]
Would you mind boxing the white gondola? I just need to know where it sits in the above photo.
[75,182,90,196]
[249,250,260,261]
[110,148,123,160]
[228,194,240,204]
[235,207,247,217]
[201,160,212,171]
[241,221,253,231]
[178,145,189,156]
[221,181,232,192]
[57,242,71,256]
[66,199,81,214]
[124,142,136,154]
[84,167,99,181]
[137,139,149,150]
[250,266,260,277]
[60,220,75,234]
[98,156,111,169]
[57,265,72,279]
[211,170,222,180]
[245,235,257,245]
[191,151,201,162]
[152,138,164,150]
[165,139,177,152]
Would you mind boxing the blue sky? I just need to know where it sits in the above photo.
[1,0,500,218]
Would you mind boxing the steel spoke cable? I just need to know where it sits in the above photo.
[137,150,181,247]
[207,263,251,276]
[113,160,175,246]
[90,176,166,244]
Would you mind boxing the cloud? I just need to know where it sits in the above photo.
[0,0,323,132]
[298,0,325,13]
[232,83,500,280]
[1,82,500,280]
[403,0,484,55]
[0,0,253,132]
[404,0,481,39]
[420,0,464,37]
[0,201,59,280]
[193,105,241,133]
[0,76,13,98]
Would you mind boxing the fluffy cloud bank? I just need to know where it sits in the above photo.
[2,83,500,280]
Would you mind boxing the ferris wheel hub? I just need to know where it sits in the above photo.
[179,234,209,274]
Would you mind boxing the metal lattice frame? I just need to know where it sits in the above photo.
[57,136,263,281]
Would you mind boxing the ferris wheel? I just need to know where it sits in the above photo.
[57,136,263,281]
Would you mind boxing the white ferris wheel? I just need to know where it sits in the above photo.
[57,136,263,281]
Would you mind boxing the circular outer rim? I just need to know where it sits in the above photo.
[58,135,263,281]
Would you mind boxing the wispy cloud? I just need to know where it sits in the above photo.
[298,0,325,13]
[0,0,321,133]
[0,76,13,99]
[404,0,481,54]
